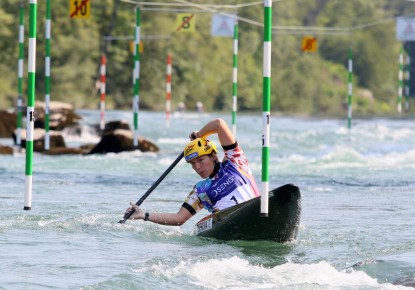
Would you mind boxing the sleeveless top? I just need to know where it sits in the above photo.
[182,143,260,214]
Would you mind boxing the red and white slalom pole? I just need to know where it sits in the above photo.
[100,54,106,130]
[165,53,172,128]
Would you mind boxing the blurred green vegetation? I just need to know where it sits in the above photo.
[1,0,415,117]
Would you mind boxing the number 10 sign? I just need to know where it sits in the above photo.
[70,0,90,19]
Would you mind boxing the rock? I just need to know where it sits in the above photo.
[1,101,81,140]
[34,101,82,130]
[0,145,13,155]
[34,134,66,152]
[42,147,86,155]
[20,128,66,152]
[138,137,160,153]
[88,129,159,154]
[80,143,97,152]
[4,111,160,155]
[0,110,16,138]
[100,120,130,135]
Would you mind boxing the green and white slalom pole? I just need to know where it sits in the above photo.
[261,0,272,217]
[397,45,403,113]
[405,47,410,111]
[16,1,24,146]
[100,54,106,130]
[347,47,353,140]
[165,53,172,129]
[25,0,38,210]
[231,19,239,136]
[44,0,51,150]
[133,7,140,148]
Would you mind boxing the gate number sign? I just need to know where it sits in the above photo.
[70,0,90,19]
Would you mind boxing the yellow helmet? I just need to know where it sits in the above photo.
[183,137,217,162]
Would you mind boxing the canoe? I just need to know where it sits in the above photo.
[193,183,301,242]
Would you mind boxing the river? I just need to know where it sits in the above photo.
[0,110,414,289]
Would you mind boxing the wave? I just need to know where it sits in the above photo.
[144,256,404,289]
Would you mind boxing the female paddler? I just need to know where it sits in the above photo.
[124,118,260,225]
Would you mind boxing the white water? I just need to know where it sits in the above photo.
[0,110,414,289]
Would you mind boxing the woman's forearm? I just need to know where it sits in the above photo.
[144,207,193,226]
[198,118,235,146]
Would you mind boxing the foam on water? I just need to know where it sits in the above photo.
[61,124,101,146]
[146,256,406,289]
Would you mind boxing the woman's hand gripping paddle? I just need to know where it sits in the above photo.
[118,152,184,223]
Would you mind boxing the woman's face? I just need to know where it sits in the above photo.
[190,155,215,178]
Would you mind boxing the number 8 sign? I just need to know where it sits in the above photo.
[301,36,317,52]
[70,0,90,19]
[176,14,195,32]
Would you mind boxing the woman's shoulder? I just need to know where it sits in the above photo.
[224,144,246,162]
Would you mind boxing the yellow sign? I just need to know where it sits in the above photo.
[176,14,196,32]
[129,41,144,54]
[69,0,90,19]
[301,36,317,52]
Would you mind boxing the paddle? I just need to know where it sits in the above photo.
[118,152,184,223]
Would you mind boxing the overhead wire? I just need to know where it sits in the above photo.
[119,0,415,35]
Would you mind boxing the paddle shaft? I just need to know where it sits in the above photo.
[119,152,184,223]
